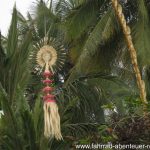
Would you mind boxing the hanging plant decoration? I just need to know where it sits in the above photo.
[35,36,66,140]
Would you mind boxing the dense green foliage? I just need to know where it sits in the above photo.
[0,0,150,149]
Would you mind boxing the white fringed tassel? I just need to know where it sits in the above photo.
[44,101,63,140]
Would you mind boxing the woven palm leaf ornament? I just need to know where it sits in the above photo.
[35,36,66,140]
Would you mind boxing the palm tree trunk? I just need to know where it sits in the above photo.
[111,0,148,110]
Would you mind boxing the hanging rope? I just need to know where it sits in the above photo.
[111,0,148,111]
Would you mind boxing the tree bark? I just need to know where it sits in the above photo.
[111,0,148,110]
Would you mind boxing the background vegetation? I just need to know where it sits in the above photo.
[0,0,150,149]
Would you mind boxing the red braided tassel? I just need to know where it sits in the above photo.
[42,71,62,140]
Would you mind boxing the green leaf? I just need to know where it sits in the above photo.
[66,8,119,83]
[6,6,18,57]
[132,0,150,65]
[65,0,104,39]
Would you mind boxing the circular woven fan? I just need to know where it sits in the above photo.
[37,45,57,67]
[35,37,66,73]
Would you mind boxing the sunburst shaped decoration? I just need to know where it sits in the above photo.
[35,37,66,140]
[35,37,66,73]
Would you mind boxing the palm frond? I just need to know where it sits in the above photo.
[66,8,120,83]
[65,0,106,40]
[0,32,6,67]
[21,110,37,149]
[55,0,86,18]
[0,6,32,105]
[0,84,23,150]
[132,0,150,65]
[33,0,61,38]
[6,6,18,57]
